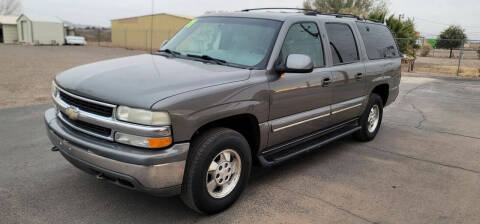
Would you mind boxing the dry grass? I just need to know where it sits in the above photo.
[404,56,480,78]
[409,64,480,78]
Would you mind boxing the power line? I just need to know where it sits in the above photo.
[414,17,480,29]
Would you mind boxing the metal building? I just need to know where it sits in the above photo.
[0,16,19,44]
[17,14,65,45]
[111,13,193,50]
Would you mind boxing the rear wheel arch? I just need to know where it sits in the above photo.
[371,83,389,106]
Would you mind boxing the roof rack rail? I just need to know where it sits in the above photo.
[325,13,362,20]
[363,18,383,23]
[241,8,322,13]
[308,12,384,23]
[240,7,382,24]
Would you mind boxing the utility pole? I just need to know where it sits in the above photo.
[150,0,154,54]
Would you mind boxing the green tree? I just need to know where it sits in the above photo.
[368,12,419,58]
[303,0,387,16]
[436,25,467,58]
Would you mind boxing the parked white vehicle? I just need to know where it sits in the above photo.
[65,36,87,45]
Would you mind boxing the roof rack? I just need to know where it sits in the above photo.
[324,13,362,20]
[241,8,322,13]
[363,18,382,23]
[240,7,382,23]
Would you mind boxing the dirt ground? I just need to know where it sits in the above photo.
[0,44,144,109]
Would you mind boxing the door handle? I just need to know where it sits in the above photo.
[355,73,363,80]
[322,78,331,87]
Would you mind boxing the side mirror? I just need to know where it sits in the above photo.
[276,54,314,74]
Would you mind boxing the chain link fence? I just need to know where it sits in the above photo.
[78,29,177,53]
[74,28,112,47]
[396,38,480,78]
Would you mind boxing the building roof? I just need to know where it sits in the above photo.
[0,15,18,25]
[18,14,63,23]
[111,13,194,21]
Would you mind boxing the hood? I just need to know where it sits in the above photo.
[55,54,250,108]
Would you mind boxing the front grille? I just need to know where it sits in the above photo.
[61,112,112,137]
[59,91,113,117]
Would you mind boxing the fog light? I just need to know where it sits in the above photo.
[115,132,172,149]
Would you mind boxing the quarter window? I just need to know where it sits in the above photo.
[325,23,359,65]
[356,23,399,60]
[281,22,325,67]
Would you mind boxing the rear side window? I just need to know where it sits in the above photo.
[356,23,399,60]
[281,22,325,67]
[325,23,359,65]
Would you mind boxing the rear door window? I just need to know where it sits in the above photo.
[356,23,399,60]
[325,23,359,65]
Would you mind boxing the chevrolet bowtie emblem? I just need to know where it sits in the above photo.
[65,107,79,120]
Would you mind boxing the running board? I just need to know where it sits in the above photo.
[258,120,361,166]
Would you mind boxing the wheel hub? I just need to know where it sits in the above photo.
[206,149,242,199]
[367,105,380,133]
[213,161,233,185]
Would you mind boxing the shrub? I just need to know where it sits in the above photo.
[477,49,480,59]
[420,44,432,57]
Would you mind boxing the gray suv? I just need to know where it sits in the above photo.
[45,9,401,214]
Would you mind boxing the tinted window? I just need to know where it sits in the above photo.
[281,22,324,67]
[357,23,399,59]
[326,23,359,65]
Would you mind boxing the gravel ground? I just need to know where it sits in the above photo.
[0,44,144,109]
[1,75,479,223]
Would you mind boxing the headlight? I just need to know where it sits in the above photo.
[51,81,58,97]
[116,106,171,126]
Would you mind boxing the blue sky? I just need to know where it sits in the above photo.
[22,0,480,39]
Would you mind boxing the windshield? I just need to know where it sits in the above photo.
[160,17,282,69]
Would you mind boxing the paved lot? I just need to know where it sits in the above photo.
[1,75,479,224]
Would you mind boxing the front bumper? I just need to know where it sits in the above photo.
[45,108,189,196]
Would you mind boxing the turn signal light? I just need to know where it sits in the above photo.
[148,137,172,148]
[115,132,172,149]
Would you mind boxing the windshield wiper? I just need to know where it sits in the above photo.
[157,49,181,57]
[186,54,227,65]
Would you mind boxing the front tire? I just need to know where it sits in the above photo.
[354,93,384,141]
[181,128,252,214]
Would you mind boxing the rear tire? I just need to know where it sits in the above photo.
[181,128,252,214]
[354,93,383,142]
